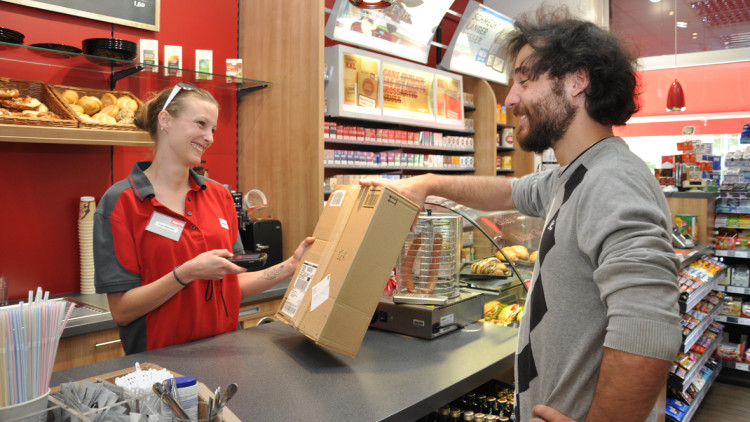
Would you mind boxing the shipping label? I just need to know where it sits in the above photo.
[281,261,318,318]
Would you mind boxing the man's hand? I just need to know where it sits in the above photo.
[531,405,577,422]
[360,174,432,209]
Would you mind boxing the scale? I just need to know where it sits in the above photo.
[369,211,485,339]
[370,290,485,339]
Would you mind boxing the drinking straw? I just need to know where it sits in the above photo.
[0,289,75,407]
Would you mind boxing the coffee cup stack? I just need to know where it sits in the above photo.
[79,196,96,294]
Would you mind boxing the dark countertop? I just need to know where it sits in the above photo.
[59,280,290,338]
[51,320,518,421]
[663,191,719,199]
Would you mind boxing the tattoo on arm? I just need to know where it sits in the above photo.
[261,264,284,280]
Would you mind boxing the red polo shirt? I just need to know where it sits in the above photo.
[94,162,243,354]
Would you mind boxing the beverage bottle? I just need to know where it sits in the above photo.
[449,408,462,422]
[462,410,475,421]
[497,397,508,417]
[473,413,486,422]
[476,395,487,414]
[486,397,498,415]
[437,407,451,422]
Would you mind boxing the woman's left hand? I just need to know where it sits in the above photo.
[289,237,315,267]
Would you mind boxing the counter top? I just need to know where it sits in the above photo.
[51,321,518,421]
[59,280,290,338]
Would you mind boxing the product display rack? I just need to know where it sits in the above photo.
[673,360,723,422]
[495,122,515,174]
[0,41,270,147]
[679,269,724,314]
[711,190,750,389]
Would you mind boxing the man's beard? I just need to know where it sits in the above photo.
[515,79,576,154]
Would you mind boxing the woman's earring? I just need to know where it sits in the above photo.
[160,127,164,131]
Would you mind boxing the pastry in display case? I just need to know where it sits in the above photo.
[424,198,545,326]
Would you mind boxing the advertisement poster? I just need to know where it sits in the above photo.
[326,0,454,64]
[435,75,462,122]
[382,62,433,120]
[439,1,514,84]
[342,54,380,111]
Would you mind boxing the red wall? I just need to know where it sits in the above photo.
[616,61,750,137]
[0,1,239,299]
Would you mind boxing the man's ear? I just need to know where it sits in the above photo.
[568,68,590,98]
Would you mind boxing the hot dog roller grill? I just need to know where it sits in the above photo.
[370,211,485,339]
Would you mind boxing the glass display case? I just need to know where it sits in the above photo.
[424,197,544,320]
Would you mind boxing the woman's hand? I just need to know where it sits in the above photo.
[179,249,246,283]
[288,237,315,268]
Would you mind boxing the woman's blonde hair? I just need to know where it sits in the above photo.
[134,85,219,140]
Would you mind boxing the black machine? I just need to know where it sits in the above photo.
[232,191,282,269]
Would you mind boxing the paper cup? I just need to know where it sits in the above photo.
[0,390,50,422]
[79,196,96,223]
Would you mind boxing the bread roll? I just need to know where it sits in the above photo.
[115,107,134,121]
[123,98,138,112]
[69,104,84,114]
[35,103,49,113]
[498,247,518,262]
[0,88,20,99]
[100,104,119,117]
[93,112,116,124]
[529,250,539,263]
[511,245,530,260]
[76,96,100,115]
[61,89,78,104]
[101,93,117,107]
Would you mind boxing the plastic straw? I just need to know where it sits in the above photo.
[0,289,75,407]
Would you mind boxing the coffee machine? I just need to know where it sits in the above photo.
[232,190,282,269]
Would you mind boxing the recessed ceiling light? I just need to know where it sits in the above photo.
[676,21,688,28]
[650,0,661,3]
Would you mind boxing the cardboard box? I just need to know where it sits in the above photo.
[275,185,418,358]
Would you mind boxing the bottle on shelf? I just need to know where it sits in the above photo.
[449,408,463,422]
[473,413,486,422]
[486,396,499,415]
[462,410,475,421]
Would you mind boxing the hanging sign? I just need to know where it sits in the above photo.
[2,0,160,31]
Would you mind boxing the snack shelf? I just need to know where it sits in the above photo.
[714,284,750,295]
[325,164,474,172]
[669,337,720,394]
[682,304,722,353]
[0,123,151,146]
[675,245,712,269]
[497,146,514,152]
[715,206,750,214]
[324,138,474,153]
[497,123,514,129]
[720,359,750,372]
[679,360,722,422]
[680,270,724,314]
[715,314,750,326]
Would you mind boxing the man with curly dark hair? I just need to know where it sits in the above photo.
[363,6,680,422]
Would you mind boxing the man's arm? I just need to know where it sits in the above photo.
[585,347,670,421]
[531,347,671,422]
[361,173,515,211]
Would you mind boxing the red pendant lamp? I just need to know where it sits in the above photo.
[667,0,686,112]
[348,0,396,9]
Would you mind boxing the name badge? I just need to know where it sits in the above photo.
[145,211,186,242]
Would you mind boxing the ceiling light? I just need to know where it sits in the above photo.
[676,21,688,28]
[348,0,396,9]
[650,0,661,3]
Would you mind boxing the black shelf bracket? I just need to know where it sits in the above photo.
[110,65,144,90]
[238,84,269,99]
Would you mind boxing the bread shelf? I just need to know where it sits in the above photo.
[0,124,152,146]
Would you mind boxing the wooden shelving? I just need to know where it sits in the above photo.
[0,124,152,146]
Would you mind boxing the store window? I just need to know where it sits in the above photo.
[622,133,741,172]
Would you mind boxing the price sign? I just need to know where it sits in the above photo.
[736,362,750,372]
[3,0,160,31]
[727,286,748,294]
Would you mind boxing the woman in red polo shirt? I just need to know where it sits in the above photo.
[93,83,313,354]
